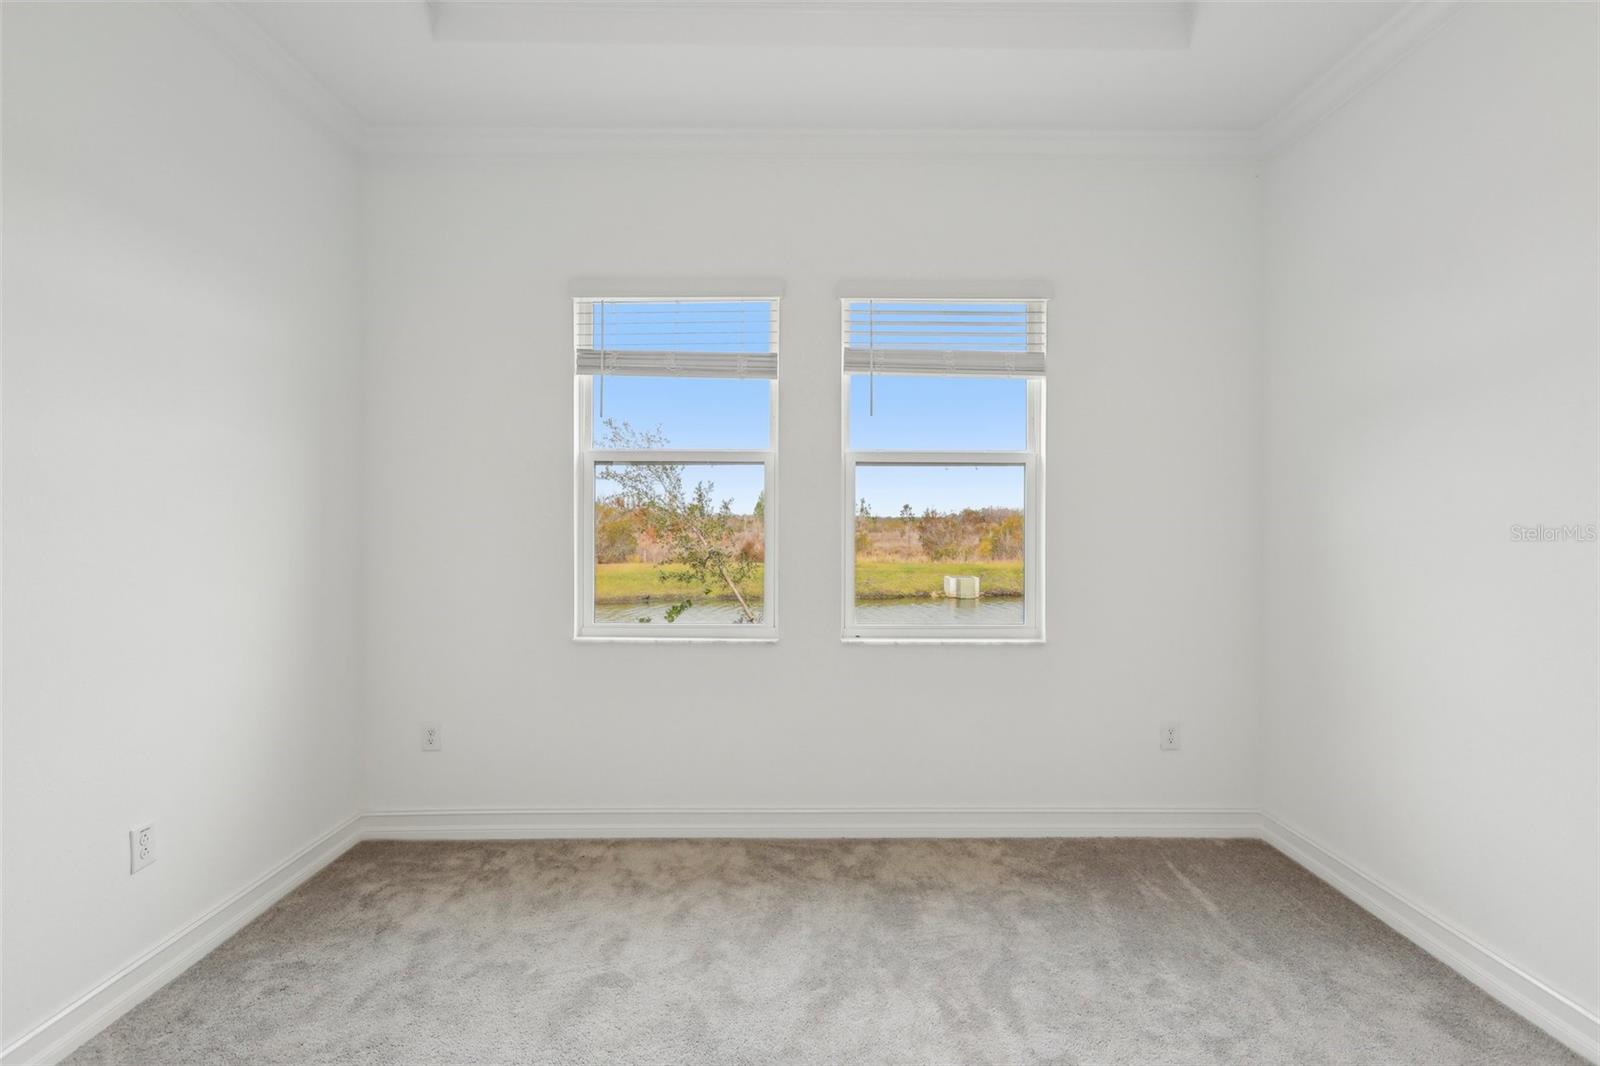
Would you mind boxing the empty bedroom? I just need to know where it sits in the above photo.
[2,1,1596,1063]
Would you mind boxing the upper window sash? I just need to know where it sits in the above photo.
[842,299,1046,378]
[575,297,779,380]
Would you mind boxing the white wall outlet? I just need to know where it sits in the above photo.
[130,822,156,873]
[421,723,442,751]
[1160,722,1181,751]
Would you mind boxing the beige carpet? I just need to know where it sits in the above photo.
[69,838,1579,1064]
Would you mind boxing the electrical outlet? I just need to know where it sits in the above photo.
[130,822,156,873]
[421,724,442,752]
[1160,722,1181,751]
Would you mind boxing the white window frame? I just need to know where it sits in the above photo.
[840,306,1045,645]
[574,302,779,642]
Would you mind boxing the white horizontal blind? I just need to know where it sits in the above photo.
[842,299,1046,377]
[575,297,779,379]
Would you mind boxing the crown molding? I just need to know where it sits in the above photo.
[169,1,364,149]
[359,125,1259,161]
[425,0,1196,50]
[1256,0,1462,156]
[178,0,1459,164]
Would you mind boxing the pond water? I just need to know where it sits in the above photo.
[593,600,762,625]
[855,597,1024,626]
[592,597,1024,626]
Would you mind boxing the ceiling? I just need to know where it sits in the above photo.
[237,1,1412,136]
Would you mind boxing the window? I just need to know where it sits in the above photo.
[576,296,778,639]
[842,298,1045,641]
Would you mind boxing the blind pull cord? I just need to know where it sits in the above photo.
[868,299,875,417]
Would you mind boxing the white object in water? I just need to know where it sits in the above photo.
[943,575,980,599]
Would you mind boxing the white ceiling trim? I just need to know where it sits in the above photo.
[425,0,1197,51]
[569,278,787,298]
[359,126,1259,161]
[1257,0,1461,155]
[175,2,364,147]
[203,1,1459,162]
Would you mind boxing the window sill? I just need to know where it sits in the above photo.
[574,633,779,645]
[841,635,1044,646]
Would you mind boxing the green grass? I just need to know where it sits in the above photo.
[853,559,1023,600]
[593,559,1023,603]
[594,562,763,604]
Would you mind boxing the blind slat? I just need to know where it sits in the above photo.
[842,298,1046,378]
[575,297,779,379]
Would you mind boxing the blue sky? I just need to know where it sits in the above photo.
[847,375,1025,452]
[593,376,770,450]
[855,462,1023,517]
[595,462,766,515]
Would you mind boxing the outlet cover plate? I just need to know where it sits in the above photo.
[130,822,156,873]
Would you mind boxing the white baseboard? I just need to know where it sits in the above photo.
[359,805,1262,840]
[9,808,1593,1066]
[1,815,364,1066]
[1261,813,1600,1064]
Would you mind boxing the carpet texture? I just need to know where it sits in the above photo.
[69,838,1580,1065]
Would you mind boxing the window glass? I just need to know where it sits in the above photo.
[847,375,1026,451]
[853,464,1025,627]
[593,376,770,450]
[594,462,765,625]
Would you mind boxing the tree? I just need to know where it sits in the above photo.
[980,512,1024,560]
[594,499,640,563]
[596,419,760,623]
[915,507,965,561]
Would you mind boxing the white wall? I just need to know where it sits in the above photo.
[1261,1,1598,1020]
[8,0,1593,1056]
[2,3,364,1044]
[361,155,1261,814]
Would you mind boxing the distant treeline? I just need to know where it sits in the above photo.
[595,498,764,565]
[856,506,1022,562]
